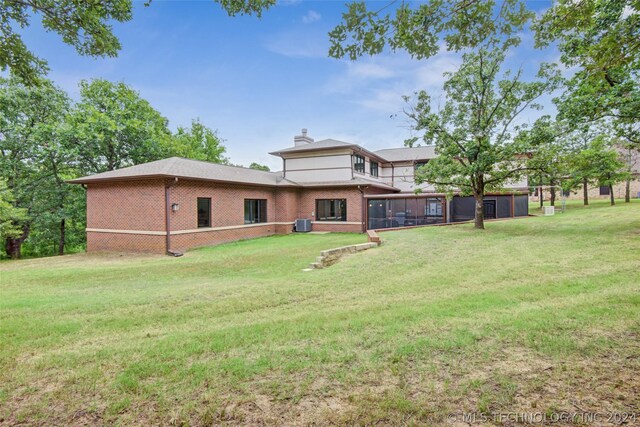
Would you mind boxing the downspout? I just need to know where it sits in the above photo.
[391,162,395,187]
[357,185,366,233]
[165,177,181,256]
[351,153,354,179]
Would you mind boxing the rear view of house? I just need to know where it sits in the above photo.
[69,130,529,254]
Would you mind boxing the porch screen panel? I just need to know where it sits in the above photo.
[407,199,420,226]
[415,198,428,225]
[390,199,407,227]
[425,197,444,224]
[497,196,512,218]
[367,199,387,229]
[451,196,475,222]
[514,195,529,217]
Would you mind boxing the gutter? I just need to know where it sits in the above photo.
[357,185,366,233]
[165,177,182,256]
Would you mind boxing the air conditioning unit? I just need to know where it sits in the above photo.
[295,219,312,232]
[543,206,555,216]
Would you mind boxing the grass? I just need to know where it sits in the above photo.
[1,199,639,425]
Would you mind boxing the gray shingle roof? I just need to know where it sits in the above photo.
[293,178,398,191]
[67,157,400,191]
[269,139,356,156]
[375,146,437,162]
[67,157,298,187]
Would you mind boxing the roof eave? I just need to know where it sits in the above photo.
[67,174,302,188]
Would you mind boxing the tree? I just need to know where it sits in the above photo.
[65,79,172,173]
[0,0,277,84]
[0,76,72,258]
[520,117,570,208]
[535,0,640,147]
[620,143,639,202]
[568,136,629,206]
[329,0,532,61]
[409,46,559,229]
[166,119,228,164]
[0,180,27,246]
[249,162,270,171]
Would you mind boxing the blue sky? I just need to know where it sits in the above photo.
[24,0,558,170]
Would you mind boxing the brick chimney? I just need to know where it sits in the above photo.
[294,128,314,146]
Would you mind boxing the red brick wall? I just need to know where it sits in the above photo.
[169,180,279,229]
[87,232,165,253]
[87,179,165,231]
[298,187,365,233]
[85,179,396,253]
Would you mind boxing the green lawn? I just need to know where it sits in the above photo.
[1,200,639,425]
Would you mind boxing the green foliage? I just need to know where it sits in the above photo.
[329,0,532,60]
[1,76,229,258]
[249,162,270,171]
[0,180,27,240]
[65,79,172,172]
[568,136,630,199]
[535,0,640,145]
[519,117,571,191]
[165,119,228,164]
[0,0,133,85]
[0,76,77,258]
[409,46,560,227]
[0,0,276,85]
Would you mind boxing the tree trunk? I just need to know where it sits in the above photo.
[539,186,544,209]
[625,178,630,203]
[609,185,615,206]
[58,218,66,255]
[550,183,556,207]
[4,224,30,259]
[474,194,485,230]
[583,178,589,206]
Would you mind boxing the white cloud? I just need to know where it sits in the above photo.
[302,10,321,24]
[264,29,328,58]
[324,50,462,114]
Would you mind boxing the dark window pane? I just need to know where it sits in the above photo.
[599,186,610,195]
[370,161,379,177]
[316,199,346,221]
[244,199,267,224]
[197,198,211,228]
[354,155,365,173]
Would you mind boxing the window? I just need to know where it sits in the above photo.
[197,198,211,228]
[414,161,428,171]
[599,185,610,195]
[244,199,267,224]
[316,199,347,221]
[370,161,379,177]
[354,155,365,173]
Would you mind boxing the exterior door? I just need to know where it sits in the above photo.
[483,200,496,219]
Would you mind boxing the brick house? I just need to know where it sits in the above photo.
[69,130,530,254]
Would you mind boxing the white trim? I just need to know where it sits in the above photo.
[86,222,295,236]
[172,222,292,234]
[311,221,362,225]
[86,228,165,236]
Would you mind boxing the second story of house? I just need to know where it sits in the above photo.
[269,129,528,193]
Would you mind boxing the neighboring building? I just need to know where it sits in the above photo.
[530,146,640,203]
[69,129,529,254]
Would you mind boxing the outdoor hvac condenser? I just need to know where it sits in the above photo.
[295,219,312,232]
